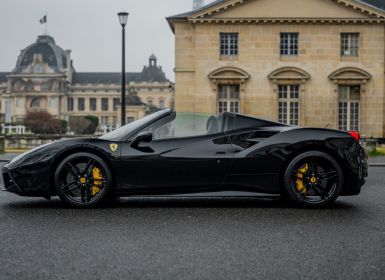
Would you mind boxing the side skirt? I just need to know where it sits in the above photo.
[118,191,280,198]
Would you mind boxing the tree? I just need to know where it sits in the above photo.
[69,115,99,135]
[24,112,67,135]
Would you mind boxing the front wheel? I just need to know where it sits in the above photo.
[54,153,113,208]
[283,151,344,208]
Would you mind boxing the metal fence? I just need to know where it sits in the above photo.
[95,125,121,136]
[1,124,121,136]
[1,124,30,135]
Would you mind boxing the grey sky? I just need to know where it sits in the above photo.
[0,0,206,81]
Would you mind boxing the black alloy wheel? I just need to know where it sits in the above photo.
[283,151,343,208]
[54,153,113,207]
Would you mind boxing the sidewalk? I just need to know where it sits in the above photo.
[368,156,385,166]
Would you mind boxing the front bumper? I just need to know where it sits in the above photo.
[2,164,23,194]
[2,162,52,197]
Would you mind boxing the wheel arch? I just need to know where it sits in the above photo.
[49,146,117,195]
[278,144,345,193]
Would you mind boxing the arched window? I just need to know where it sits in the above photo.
[208,67,250,114]
[329,67,371,131]
[159,99,165,109]
[30,97,41,108]
[268,67,311,126]
[218,84,240,114]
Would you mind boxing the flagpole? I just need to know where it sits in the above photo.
[44,12,48,35]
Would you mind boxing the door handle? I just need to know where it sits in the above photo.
[215,151,226,155]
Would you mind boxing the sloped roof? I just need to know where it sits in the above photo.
[72,66,169,84]
[127,94,147,106]
[358,0,385,10]
[0,72,9,83]
[168,0,385,20]
[169,0,225,19]
[72,73,143,84]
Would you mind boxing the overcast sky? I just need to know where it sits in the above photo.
[0,0,209,81]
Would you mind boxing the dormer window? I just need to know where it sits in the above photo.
[149,55,157,67]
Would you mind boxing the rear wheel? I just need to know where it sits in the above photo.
[283,151,343,208]
[54,153,113,208]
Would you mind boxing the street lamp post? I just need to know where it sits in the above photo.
[118,12,129,126]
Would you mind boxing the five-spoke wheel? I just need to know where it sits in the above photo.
[54,153,113,207]
[283,151,343,208]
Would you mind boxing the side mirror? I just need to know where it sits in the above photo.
[131,131,153,148]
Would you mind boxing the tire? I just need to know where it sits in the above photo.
[283,151,343,208]
[54,152,113,208]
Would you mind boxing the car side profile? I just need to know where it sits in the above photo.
[2,109,368,208]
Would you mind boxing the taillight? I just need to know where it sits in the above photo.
[348,131,360,142]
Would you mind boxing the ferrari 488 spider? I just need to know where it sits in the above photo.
[2,109,368,208]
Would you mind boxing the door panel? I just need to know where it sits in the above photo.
[118,133,233,190]
[225,129,282,193]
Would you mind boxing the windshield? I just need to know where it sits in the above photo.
[99,110,170,141]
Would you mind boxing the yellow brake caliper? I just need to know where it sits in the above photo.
[296,163,309,194]
[91,167,103,197]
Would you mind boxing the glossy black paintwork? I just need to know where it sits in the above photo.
[2,112,368,199]
[118,133,233,191]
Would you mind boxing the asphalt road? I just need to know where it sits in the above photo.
[0,164,384,280]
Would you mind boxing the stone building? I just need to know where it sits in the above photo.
[0,35,174,127]
[168,0,385,138]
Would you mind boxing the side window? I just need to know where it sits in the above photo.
[143,113,221,140]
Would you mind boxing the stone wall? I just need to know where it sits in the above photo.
[5,135,70,150]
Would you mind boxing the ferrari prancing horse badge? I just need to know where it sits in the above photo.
[109,144,119,152]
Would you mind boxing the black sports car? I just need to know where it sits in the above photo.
[2,109,368,208]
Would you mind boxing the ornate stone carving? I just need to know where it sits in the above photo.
[208,66,250,92]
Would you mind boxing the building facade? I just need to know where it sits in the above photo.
[0,35,174,127]
[168,0,385,138]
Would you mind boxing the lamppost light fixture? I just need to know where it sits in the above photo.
[118,12,129,126]
[118,12,129,27]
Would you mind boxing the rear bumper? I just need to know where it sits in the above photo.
[341,144,368,196]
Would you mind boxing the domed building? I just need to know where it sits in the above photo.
[14,35,72,74]
[0,35,174,127]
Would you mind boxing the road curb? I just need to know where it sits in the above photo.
[369,163,385,167]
